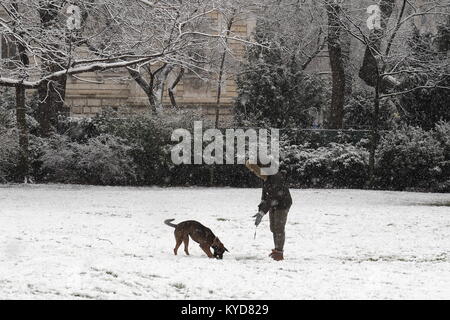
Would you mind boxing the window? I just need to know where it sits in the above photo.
[0,34,18,67]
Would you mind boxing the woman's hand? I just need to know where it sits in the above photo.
[252,211,265,226]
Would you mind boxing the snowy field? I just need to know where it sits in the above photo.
[0,184,449,300]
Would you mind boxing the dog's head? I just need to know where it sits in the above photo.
[211,237,229,260]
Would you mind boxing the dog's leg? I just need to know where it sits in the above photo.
[174,240,182,255]
[174,233,183,255]
[183,236,190,255]
[200,244,214,258]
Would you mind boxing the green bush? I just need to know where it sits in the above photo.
[0,92,18,181]
[95,110,212,185]
[433,121,450,192]
[281,143,369,189]
[343,90,398,130]
[39,133,137,185]
[376,125,446,191]
[1,93,448,192]
[0,129,19,182]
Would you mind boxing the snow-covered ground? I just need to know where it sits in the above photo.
[0,184,449,299]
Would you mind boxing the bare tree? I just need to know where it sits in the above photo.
[335,0,450,183]
[94,0,259,115]
[211,0,263,127]
[0,0,213,171]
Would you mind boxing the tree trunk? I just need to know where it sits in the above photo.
[154,66,173,113]
[15,84,29,182]
[127,67,158,114]
[342,30,353,100]
[12,1,30,182]
[37,73,67,136]
[128,64,173,115]
[326,2,347,129]
[214,12,236,129]
[168,68,184,108]
[369,77,381,187]
[37,2,68,136]
[210,11,236,186]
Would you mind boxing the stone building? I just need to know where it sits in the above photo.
[63,13,255,123]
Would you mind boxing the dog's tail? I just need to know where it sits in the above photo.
[164,219,177,228]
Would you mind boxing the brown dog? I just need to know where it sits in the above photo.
[164,219,229,259]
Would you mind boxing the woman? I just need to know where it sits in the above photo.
[245,161,292,261]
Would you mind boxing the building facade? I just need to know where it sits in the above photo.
[64,11,255,123]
